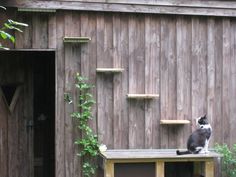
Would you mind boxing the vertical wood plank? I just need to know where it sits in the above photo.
[15,12,32,48]
[32,13,48,49]
[128,14,145,149]
[176,16,192,147]
[144,14,160,149]
[0,89,8,177]
[48,13,57,49]
[55,11,65,177]
[113,13,129,149]
[64,11,82,177]
[156,161,164,177]
[191,17,207,128]
[160,16,177,148]
[222,18,231,145]
[214,19,223,144]
[205,161,214,177]
[96,12,114,148]
[105,161,114,177]
[207,17,216,147]
[230,20,236,147]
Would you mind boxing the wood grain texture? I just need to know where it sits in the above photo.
[6,1,236,17]
[230,19,236,147]
[32,13,48,49]
[112,13,129,149]
[55,11,65,177]
[176,16,192,147]
[0,89,9,177]
[222,18,231,145]
[144,15,160,149]
[160,16,177,149]
[128,14,145,149]
[64,11,81,177]
[96,12,114,148]
[4,10,236,177]
[191,17,207,130]
[207,17,216,147]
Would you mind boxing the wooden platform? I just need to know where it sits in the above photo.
[100,149,222,177]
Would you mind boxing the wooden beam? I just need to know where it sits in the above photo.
[127,94,159,99]
[205,161,214,177]
[4,0,236,17]
[160,120,190,125]
[96,68,124,73]
[156,161,164,177]
[18,8,56,13]
[63,37,91,43]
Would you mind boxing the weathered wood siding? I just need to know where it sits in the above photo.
[9,10,236,177]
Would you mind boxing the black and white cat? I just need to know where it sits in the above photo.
[176,115,212,155]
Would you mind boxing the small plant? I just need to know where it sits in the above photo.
[215,143,236,177]
[0,6,28,50]
[65,73,102,177]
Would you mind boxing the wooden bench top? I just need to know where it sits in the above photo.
[100,149,221,161]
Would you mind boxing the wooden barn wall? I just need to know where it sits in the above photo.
[12,10,236,177]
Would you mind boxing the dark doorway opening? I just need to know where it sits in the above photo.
[32,51,55,177]
[0,50,55,177]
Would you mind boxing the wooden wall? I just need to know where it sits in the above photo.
[10,10,236,177]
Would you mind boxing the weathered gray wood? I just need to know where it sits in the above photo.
[222,18,231,145]
[55,11,66,177]
[64,11,81,177]
[207,17,216,147]
[214,18,223,144]
[48,13,57,49]
[160,16,177,149]
[32,13,48,48]
[176,16,192,148]
[5,0,236,17]
[96,12,114,148]
[230,20,236,147]
[128,14,145,149]
[112,13,129,149]
[101,149,222,160]
[191,17,207,130]
[144,14,160,149]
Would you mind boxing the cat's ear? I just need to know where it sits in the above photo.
[203,114,207,119]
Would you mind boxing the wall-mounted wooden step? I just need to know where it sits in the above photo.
[18,8,56,13]
[127,94,159,99]
[96,68,124,73]
[160,120,190,125]
[63,37,91,43]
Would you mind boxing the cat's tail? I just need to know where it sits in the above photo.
[176,150,191,155]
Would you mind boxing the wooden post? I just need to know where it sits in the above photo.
[105,160,114,177]
[156,161,164,177]
[193,162,201,177]
[205,161,214,177]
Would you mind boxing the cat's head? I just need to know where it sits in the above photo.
[196,115,210,128]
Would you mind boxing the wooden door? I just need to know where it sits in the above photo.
[0,55,33,177]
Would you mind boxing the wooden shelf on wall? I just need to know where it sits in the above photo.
[96,68,124,73]
[127,94,159,99]
[63,37,91,43]
[160,120,190,125]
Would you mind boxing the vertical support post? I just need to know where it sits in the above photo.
[205,160,214,177]
[156,161,165,177]
[193,162,201,176]
[105,160,114,177]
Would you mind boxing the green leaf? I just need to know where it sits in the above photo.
[0,31,15,43]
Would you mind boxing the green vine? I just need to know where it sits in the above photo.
[215,143,236,177]
[65,73,103,177]
[0,6,28,50]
